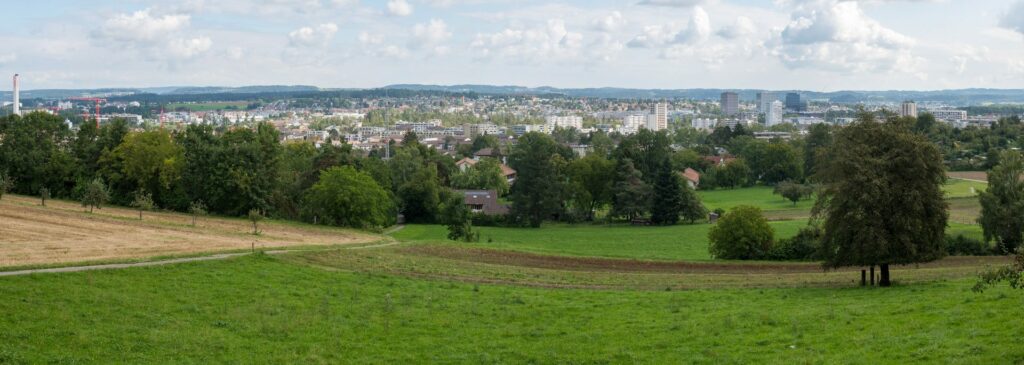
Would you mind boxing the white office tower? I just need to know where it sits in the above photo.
[756,92,776,114]
[900,101,918,118]
[766,100,784,127]
[12,74,20,116]
[647,102,667,131]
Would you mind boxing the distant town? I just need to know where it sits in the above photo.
[2,75,1020,156]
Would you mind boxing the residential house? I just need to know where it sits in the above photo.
[456,190,509,215]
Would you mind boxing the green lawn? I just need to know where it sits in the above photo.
[1,255,1021,364]
[944,178,988,198]
[394,221,809,261]
[698,186,814,213]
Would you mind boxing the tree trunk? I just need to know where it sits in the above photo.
[192,215,196,227]
[879,264,891,287]
[139,210,143,220]
[870,265,875,286]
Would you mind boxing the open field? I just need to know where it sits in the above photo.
[165,101,249,111]
[944,178,988,198]
[0,194,379,268]
[948,171,988,182]
[395,222,808,261]
[698,186,814,213]
[0,254,1021,363]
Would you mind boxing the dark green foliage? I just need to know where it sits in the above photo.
[303,166,396,229]
[0,173,12,201]
[80,178,110,213]
[814,116,948,285]
[650,159,683,226]
[803,123,832,181]
[773,180,815,206]
[440,190,478,242]
[708,205,774,260]
[613,129,673,184]
[131,190,155,220]
[768,226,823,261]
[507,132,571,227]
[703,159,751,189]
[944,234,991,256]
[974,252,1024,292]
[398,164,442,223]
[742,141,803,184]
[0,112,78,197]
[450,158,509,196]
[678,186,708,224]
[566,154,614,221]
[977,150,1024,253]
[610,159,650,221]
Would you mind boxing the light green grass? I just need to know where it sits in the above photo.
[393,221,809,261]
[944,179,988,198]
[698,186,814,212]
[0,255,1021,364]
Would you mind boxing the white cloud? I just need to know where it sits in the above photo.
[717,16,756,40]
[360,32,410,59]
[592,11,626,32]
[673,6,711,44]
[96,9,191,43]
[0,53,15,65]
[411,19,452,56]
[470,20,584,62]
[636,0,706,7]
[92,8,212,64]
[288,23,339,47]
[1000,1,1024,35]
[387,0,413,16]
[769,0,919,74]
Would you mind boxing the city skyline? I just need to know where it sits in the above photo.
[3,0,1024,91]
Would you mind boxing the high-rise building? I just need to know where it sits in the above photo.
[545,116,583,130]
[12,74,20,117]
[648,102,668,131]
[766,100,784,127]
[900,101,918,118]
[720,92,738,116]
[785,93,803,111]
[756,92,776,114]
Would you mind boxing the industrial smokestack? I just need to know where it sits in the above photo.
[12,74,20,116]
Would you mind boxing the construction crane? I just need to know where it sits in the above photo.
[68,97,107,128]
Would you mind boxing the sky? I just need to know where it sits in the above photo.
[2,0,1024,91]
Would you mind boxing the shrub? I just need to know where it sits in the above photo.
[80,178,110,213]
[768,226,823,261]
[708,205,774,260]
[945,234,992,256]
[471,213,509,227]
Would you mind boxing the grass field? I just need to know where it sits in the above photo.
[0,255,1021,364]
[0,194,378,268]
[944,178,988,198]
[165,102,248,112]
[1,181,1017,363]
[698,186,814,213]
[394,222,808,261]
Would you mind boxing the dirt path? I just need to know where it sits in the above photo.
[0,239,405,277]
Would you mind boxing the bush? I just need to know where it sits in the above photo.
[708,205,774,260]
[945,234,992,256]
[768,226,822,261]
[302,166,397,229]
[471,213,509,227]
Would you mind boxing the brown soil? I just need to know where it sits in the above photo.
[948,171,988,182]
[0,194,379,267]
[402,245,1010,275]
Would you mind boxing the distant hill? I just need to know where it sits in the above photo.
[5,84,1024,106]
[385,84,1024,105]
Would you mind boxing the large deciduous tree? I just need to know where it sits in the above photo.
[977,150,1024,253]
[566,154,614,221]
[610,158,650,221]
[708,205,774,260]
[814,116,948,287]
[508,132,571,227]
[303,166,396,229]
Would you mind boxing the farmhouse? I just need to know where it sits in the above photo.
[455,190,509,215]
[680,168,701,189]
[455,157,518,185]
